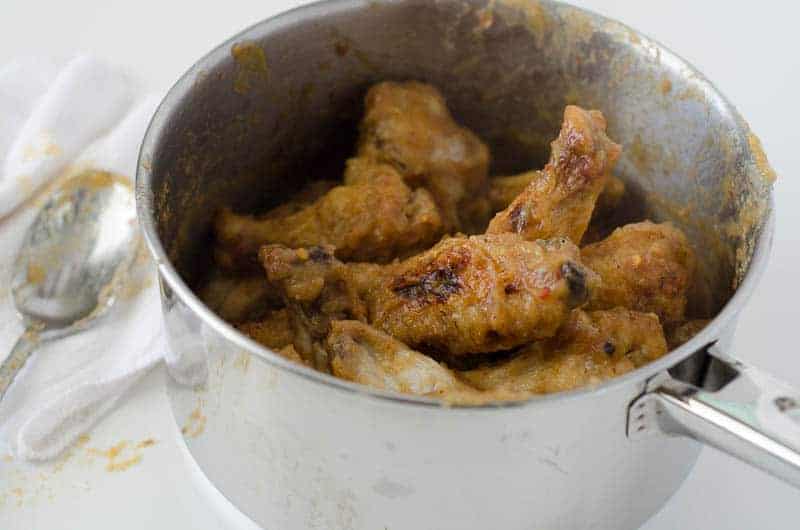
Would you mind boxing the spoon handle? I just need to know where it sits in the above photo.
[0,332,39,402]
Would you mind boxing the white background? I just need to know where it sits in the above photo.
[1,0,799,528]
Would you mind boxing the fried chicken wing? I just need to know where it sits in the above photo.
[214,180,337,269]
[581,221,695,326]
[214,161,443,269]
[261,234,594,358]
[460,308,668,395]
[327,320,481,401]
[372,235,594,357]
[487,106,621,243]
[356,81,491,233]
[257,244,376,358]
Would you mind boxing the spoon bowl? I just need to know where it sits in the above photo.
[0,170,139,399]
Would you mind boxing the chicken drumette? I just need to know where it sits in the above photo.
[327,320,482,402]
[261,234,594,360]
[460,308,668,395]
[356,81,491,233]
[487,105,622,243]
[214,160,443,269]
[581,221,696,326]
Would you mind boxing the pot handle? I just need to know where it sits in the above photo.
[628,344,800,488]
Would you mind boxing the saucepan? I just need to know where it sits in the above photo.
[135,1,797,528]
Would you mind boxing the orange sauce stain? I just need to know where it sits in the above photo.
[231,42,269,95]
[85,437,156,472]
[136,438,157,449]
[181,406,207,438]
[26,262,46,284]
[747,132,778,184]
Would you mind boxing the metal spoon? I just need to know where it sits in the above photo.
[0,170,139,401]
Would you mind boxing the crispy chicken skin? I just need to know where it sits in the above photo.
[356,81,491,233]
[371,235,593,357]
[490,172,626,246]
[327,320,480,400]
[581,221,695,326]
[261,234,594,358]
[214,160,443,269]
[460,308,668,395]
[487,106,622,243]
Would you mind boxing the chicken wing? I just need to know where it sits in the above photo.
[460,308,668,395]
[581,221,695,326]
[214,161,443,269]
[356,81,491,233]
[327,320,482,401]
[261,234,594,358]
[487,106,622,243]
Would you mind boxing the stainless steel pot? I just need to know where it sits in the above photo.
[135,1,797,528]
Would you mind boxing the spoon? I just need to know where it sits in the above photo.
[0,170,139,401]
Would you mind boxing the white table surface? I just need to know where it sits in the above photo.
[2,1,799,528]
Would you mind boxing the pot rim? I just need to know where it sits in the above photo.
[135,0,777,410]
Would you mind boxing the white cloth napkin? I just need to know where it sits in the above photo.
[0,55,167,461]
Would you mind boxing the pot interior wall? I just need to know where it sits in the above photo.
[144,0,773,318]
